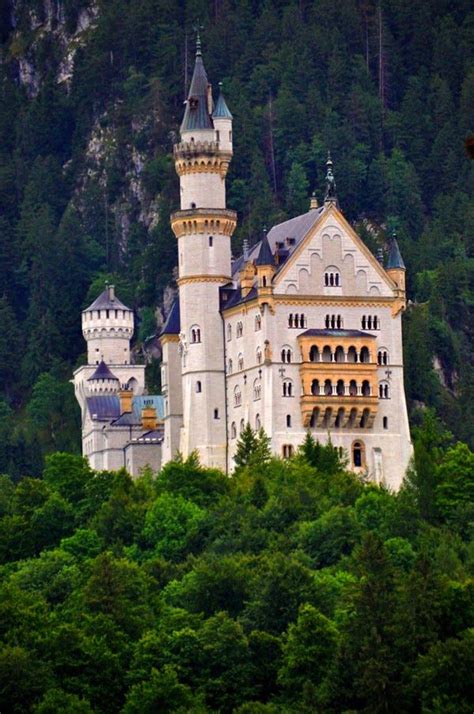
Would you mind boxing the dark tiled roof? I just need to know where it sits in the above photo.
[160,298,180,335]
[87,361,119,381]
[86,395,121,420]
[181,51,213,132]
[255,232,275,266]
[231,207,323,278]
[386,237,405,270]
[213,86,232,119]
[85,288,130,312]
[221,286,257,311]
[111,396,165,426]
[299,329,376,339]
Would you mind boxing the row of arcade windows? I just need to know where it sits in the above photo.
[361,315,379,330]
[231,415,261,439]
[325,314,343,329]
[226,315,262,341]
[324,270,340,287]
[288,313,307,328]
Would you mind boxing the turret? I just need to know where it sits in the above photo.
[256,229,276,311]
[386,231,406,293]
[212,82,233,154]
[87,360,120,394]
[82,284,134,365]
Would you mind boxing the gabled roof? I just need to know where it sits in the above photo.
[386,237,405,270]
[160,298,180,335]
[180,45,213,132]
[213,84,232,119]
[86,395,121,420]
[255,231,275,266]
[111,395,165,426]
[87,361,119,381]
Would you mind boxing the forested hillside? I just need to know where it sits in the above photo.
[0,0,473,471]
[1,428,473,712]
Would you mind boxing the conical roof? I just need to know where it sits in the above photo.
[213,83,232,119]
[160,298,180,336]
[386,236,405,270]
[255,231,275,266]
[85,286,130,312]
[88,360,119,382]
[181,41,213,132]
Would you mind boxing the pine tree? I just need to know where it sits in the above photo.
[234,424,259,469]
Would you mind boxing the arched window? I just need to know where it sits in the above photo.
[282,444,294,459]
[288,313,294,328]
[262,276,267,287]
[231,422,237,439]
[286,414,292,427]
[294,314,300,328]
[227,323,232,341]
[256,348,262,365]
[195,381,202,393]
[255,314,262,331]
[311,379,320,396]
[352,441,365,468]
[253,379,261,400]
[240,419,245,434]
[310,345,319,362]
[236,321,243,338]
[325,314,330,328]
[228,358,233,374]
[209,236,213,247]
[336,379,345,396]
[255,413,261,430]
[360,346,370,363]
[335,346,345,363]
[283,380,293,397]
[335,408,344,427]
[383,416,388,429]
[234,386,242,407]
[238,354,244,371]
[324,379,333,396]
[367,316,372,330]
[281,347,292,363]
[360,408,370,427]
[361,316,366,330]
[377,349,389,366]
[191,325,201,343]
[362,380,371,396]
[324,267,340,287]
[349,379,358,396]
[322,346,332,363]
[379,382,390,399]
[347,346,357,363]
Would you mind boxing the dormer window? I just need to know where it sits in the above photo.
[189,98,198,110]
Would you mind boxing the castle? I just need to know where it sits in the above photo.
[75,40,412,489]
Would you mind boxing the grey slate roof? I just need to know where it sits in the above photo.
[181,49,213,132]
[85,288,130,312]
[255,232,275,266]
[386,237,405,270]
[160,298,180,335]
[87,361,119,381]
[213,85,233,119]
[299,329,376,339]
[86,395,121,420]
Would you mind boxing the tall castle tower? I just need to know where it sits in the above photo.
[169,38,236,469]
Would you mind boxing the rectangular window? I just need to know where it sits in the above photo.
[214,409,219,419]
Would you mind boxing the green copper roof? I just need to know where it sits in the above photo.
[213,83,232,119]
[386,236,405,270]
[180,45,213,132]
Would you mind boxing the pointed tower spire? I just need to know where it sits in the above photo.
[324,151,337,204]
[213,82,233,119]
[256,227,274,266]
[181,30,213,133]
[386,229,405,270]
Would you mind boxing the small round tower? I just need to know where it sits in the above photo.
[82,284,134,365]
[87,360,120,394]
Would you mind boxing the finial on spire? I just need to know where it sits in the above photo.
[324,151,337,204]
[193,21,204,56]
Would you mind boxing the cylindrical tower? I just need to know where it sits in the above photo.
[82,284,134,365]
[87,360,120,394]
[170,40,236,469]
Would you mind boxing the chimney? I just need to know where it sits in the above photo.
[119,388,133,414]
[310,192,318,209]
[141,406,158,431]
[243,238,249,261]
[207,84,213,116]
[108,284,115,301]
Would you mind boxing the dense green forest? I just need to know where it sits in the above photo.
[0,420,473,712]
[0,0,472,472]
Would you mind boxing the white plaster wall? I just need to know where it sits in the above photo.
[180,172,226,209]
[213,118,233,152]
[178,233,231,278]
[162,340,183,464]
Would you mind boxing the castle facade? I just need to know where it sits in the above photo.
[160,42,412,489]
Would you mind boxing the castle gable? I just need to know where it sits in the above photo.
[273,205,395,298]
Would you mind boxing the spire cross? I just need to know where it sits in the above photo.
[324,150,337,203]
